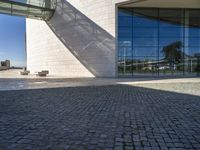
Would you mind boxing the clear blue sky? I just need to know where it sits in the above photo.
[0,14,26,67]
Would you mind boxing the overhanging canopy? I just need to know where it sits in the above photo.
[0,0,57,20]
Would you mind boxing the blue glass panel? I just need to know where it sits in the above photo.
[133,16,158,27]
[118,47,132,57]
[159,46,184,58]
[118,38,132,47]
[133,38,158,46]
[132,57,159,75]
[132,47,157,57]
[118,27,132,37]
[118,8,200,76]
[159,37,184,47]
[118,8,132,17]
[185,47,200,56]
[133,28,158,38]
[159,27,184,37]
[188,27,200,37]
[186,38,200,47]
[159,18,184,28]
[118,16,132,27]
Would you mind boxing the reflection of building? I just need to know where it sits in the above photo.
[0,60,10,71]
[24,0,200,77]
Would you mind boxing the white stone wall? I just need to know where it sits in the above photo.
[26,0,131,77]
[26,19,94,77]
[66,0,129,37]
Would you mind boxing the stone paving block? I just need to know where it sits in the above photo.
[0,85,200,149]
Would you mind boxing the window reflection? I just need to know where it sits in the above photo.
[132,47,157,57]
[118,8,200,76]
[133,28,158,38]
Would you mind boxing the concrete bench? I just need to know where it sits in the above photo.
[36,70,49,77]
[19,70,30,75]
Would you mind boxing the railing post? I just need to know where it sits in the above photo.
[45,0,51,9]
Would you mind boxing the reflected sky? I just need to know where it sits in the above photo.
[118,8,200,57]
[118,8,200,76]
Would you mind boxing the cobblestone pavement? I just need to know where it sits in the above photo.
[0,85,200,150]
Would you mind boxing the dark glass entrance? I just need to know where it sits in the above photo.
[118,8,200,77]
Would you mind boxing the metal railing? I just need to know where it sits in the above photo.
[0,0,57,20]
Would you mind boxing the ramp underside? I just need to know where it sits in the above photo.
[0,0,56,20]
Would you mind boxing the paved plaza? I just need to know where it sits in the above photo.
[0,81,200,149]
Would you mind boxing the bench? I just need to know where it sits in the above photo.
[19,70,30,75]
[36,70,49,77]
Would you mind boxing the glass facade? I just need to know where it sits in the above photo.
[0,0,57,20]
[118,8,200,77]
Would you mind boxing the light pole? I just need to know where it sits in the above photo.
[123,47,126,74]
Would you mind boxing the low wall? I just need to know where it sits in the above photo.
[0,66,9,71]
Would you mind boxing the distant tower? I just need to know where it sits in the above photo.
[5,60,10,68]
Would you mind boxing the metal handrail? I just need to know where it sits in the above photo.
[0,0,57,20]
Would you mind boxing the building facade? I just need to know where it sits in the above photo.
[0,60,10,71]
[26,0,200,77]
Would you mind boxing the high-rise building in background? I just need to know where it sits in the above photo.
[0,60,10,71]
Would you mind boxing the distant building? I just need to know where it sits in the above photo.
[0,60,10,71]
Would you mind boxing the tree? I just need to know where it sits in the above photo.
[162,41,184,70]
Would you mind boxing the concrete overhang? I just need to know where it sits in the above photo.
[118,0,200,8]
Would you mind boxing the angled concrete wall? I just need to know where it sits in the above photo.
[26,19,94,77]
[26,0,129,77]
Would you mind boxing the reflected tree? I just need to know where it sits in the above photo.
[162,41,184,70]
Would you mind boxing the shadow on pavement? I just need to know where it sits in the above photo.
[0,85,200,149]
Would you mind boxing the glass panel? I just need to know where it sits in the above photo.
[184,56,200,75]
[133,8,158,18]
[133,16,158,27]
[185,47,200,57]
[132,57,158,76]
[124,57,133,75]
[159,41,184,75]
[0,0,57,20]
[118,8,132,17]
[118,57,125,75]
[133,28,158,38]
[159,27,184,37]
[159,9,183,18]
[186,38,200,47]
[118,57,132,76]
[187,10,200,18]
[118,27,132,37]
[118,16,132,27]
[118,8,200,77]
[118,47,132,57]
[187,18,200,27]
[12,4,28,16]
[133,38,158,46]
[133,47,157,57]
[188,27,200,37]
[159,38,184,47]
[118,38,132,47]
[159,18,184,28]
[0,2,11,14]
